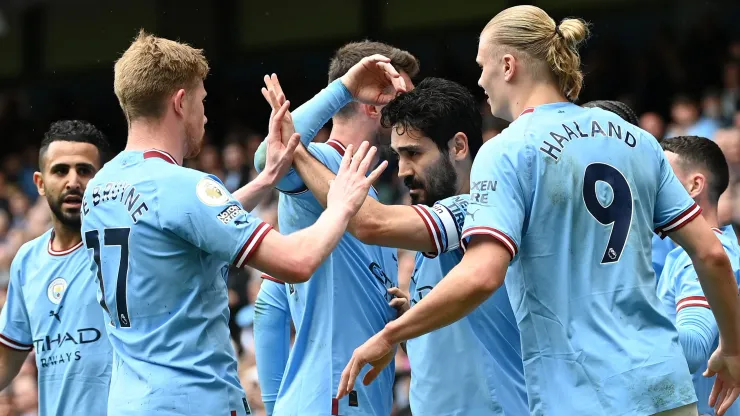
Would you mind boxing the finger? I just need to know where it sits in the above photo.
[357,146,378,176]
[337,144,353,177]
[278,92,287,106]
[337,357,353,399]
[271,73,285,99]
[261,88,275,108]
[273,100,291,125]
[710,377,724,407]
[376,61,401,79]
[716,386,728,415]
[365,54,391,64]
[719,388,740,416]
[287,133,301,152]
[267,89,281,110]
[350,142,371,173]
[344,357,363,398]
[367,160,389,184]
[389,298,407,309]
[387,287,407,298]
[263,74,274,92]
[363,365,382,386]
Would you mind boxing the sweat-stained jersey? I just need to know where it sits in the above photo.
[462,103,699,415]
[407,194,527,415]
[81,149,266,416]
[0,229,112,416]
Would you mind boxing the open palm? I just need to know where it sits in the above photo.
[340,54,408,106]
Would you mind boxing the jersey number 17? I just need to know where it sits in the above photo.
[85,228,132,328]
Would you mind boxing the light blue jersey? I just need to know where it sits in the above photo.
[254,275,292,416]
[408,194,527,416]
[258,80,398,416]
[462,103,699,415]
[81,149,265,416]
[653,234,677,280]
[273,140,398,416]
[657,226,740,416]
[0,229,112,415]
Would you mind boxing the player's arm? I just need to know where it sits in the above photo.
[378,140,526,344]
[0,257,33,390]
[654,148,740,354]
[293,146,439,253]
[247,142,388,283]
[253,79,353,193]
[663,261,720,373]
[253,277,291,416]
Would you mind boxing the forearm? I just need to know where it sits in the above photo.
[676,307,718,373]
[383,262,500,344]
[291,205,352,274]
[255,80,352,173]
[232,172,275,212]
[694,253,740,354]
[293,145,332,208]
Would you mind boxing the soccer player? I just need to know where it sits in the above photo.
[253,275,291,416]
[81,31,386,416]
[656,136,740,416]
[339,6,740,416]
[253,42,418,416]
[0,120,112,415]
[261,75,528,415]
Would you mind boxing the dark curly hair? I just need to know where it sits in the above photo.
[381,77,482,159]
[40,120,110,169]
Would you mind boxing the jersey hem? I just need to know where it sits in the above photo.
[655,203,702,238]
[233,222,273,267]
[461,226,518,259]
[0,333,32,351]
[261,273,284,285]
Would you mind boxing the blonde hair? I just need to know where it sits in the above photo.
[114,30,209,123]
[483,6,590,100]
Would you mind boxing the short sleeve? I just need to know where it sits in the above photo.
[461,139,530,260]
[0,257,33,351]
[412,195,469,258]
[673,261,710,313]
[160,173,273,267]
[654,150,702,238]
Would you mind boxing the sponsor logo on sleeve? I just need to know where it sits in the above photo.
[217,204,245,224]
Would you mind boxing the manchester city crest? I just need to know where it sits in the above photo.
[47,277,68,305]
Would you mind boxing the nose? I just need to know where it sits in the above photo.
[66,171,81,191]
[397,158,413,181]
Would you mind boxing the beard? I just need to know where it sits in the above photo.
[404,154,458,206]
[47,189,83,229]
[184,120,204,159]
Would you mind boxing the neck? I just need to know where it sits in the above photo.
[509,83,568,121]
[458,163,472,195]
[51,220,81,252]
[125,119,185,164]
[329,117,377,148]
[702,205,720,229]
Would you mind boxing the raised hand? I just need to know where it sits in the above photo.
[327,141,388,218]
[263,99,300,181]
[340,54,408,106]
[705,345,740,415]
[261,74,295,144]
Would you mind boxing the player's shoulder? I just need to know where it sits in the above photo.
[307,139,345,167]
[10,229,52,272]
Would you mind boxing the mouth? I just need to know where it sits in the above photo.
[62,195,82,208]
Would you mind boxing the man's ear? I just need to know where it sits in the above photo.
[33,171,45,197]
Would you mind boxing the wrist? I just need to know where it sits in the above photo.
[382,320,403,345]
[254,167,279,188]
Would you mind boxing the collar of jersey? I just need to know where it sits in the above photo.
[142,149,179,165]
[48,230,84,256]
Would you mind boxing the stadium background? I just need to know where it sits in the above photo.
[0,0,739,414]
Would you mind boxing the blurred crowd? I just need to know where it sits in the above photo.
[0,29,739,416]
